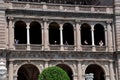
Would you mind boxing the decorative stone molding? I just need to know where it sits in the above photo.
[0,59,7,80]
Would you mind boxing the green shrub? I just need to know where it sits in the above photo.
[38,66,70,80]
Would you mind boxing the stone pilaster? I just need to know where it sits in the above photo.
[8,60,13,80]
[8,17,14,50]
[0,0,7,49]
[43,18,49,50]
[114,0,120,51]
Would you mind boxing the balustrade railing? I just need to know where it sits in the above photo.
[8,1,113,14]
[14,44,107,52]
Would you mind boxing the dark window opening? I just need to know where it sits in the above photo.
[85,64,105,80]
[63,23,74,45]
[57,64,73,80]
[94,24,105,46]
[30,21,42,44]
[49,22,60,44]
[14,21,27,44]
[81,23,92,45]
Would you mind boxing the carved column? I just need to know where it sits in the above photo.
[91,25,96,51]
[60,24,64,50]
[109,61,115,80]
[77,61,83,80]
[106,21,113,52]
[26,23,30,50]
[8,60,13,80]
[75,20,81,51]
[43,19,49,50]
[8,17,14,50]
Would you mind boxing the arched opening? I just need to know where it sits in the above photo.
[85,64,105,80]
[57,64,73,80]
[94,24,105,46]
[81,23,92,45]
[30,21,42,44]
[17,64,40,80]
[63,23,74,45]
[14,21,27,44]
[49,22,60,44]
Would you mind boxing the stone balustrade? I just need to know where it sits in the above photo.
[15,44,107,52]
[6,2,113,14]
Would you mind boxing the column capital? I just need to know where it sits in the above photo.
[7,16,14,21]
[106,20,112,24]
[26,23,30,29]
[43,18,48,22]
[75,19,81,23]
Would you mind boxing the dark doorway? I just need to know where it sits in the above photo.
[81,23,92,45]
[85,64,105,80]
[57,64,73,80]
[14,21,27,44]
[49,22,60,44]
[94,24,105,45]
[30,21,42,44]
[63,23,74,45]
[17,64,40,80]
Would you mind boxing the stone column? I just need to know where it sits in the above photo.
[74,25,77,51]
[91,25,96,51]
[8,17,14,50]
[77,61,83,80]
[104,27,108,51]
[43,18,49,50]
[41,25,44,50]
[109,61,115,80]
[60,24,64,50]
[8,60,13,80]
[76,20,81,51]
[106,21,113,52]
[44,60,49,68]
[26,23,30,50]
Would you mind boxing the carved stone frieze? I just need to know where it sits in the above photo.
[8,51,114,60]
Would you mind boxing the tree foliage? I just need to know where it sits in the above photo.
[38,66,70,80]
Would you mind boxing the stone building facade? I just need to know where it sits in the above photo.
[0,0,119,80]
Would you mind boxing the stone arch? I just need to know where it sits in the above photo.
[16,63,40,80]
[56,63,73,80]
[14,21,27,44]
[63,23,74,45]
[94,23,105,46]
[81,23,92,45]
[49,22,60,44]
[85,64,105,80]
[30,21,42,44]
[15,62,41,75]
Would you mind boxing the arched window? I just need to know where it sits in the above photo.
[94,24,105,46]
[81,23,92,45]
[14,21,27,44]
[63,23,74,45]
[49,22,60,44]
[30,21,42,44]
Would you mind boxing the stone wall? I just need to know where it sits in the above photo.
[0,0,7,49]
[115,0,120,51]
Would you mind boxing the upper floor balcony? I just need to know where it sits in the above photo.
[6,0,113,14]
